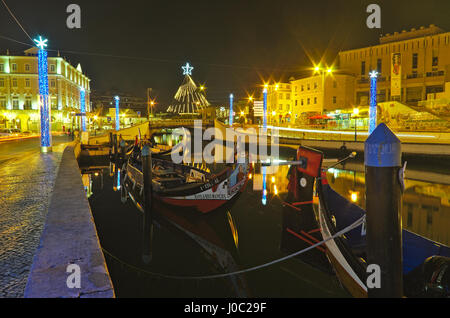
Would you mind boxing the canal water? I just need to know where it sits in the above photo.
[84,143,449,297]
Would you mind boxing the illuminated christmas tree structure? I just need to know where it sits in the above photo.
[166,63,210,114]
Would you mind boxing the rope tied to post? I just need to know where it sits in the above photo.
[102,214,366,280]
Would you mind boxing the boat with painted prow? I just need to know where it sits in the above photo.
[285,146,450,297]
[122,144,249,213]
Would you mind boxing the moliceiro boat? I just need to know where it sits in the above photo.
[286,146,450,298]
[121,144,249,213]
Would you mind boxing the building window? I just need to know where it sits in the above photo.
[0,64,4,72]
[314,97,317,104]
[12,63,17,72]
[333,96,337,104]
[50,64,56,73]
[333,81,337,88]
[301,85,304,91]
[25,64,30,72]
[407,209,413,227]
[432,56,438,67]
[307,98,310,105]
[25,79,30,87]
[286,93,290,99]
[307,84,310,90]
[361,61,366,76]
[0,97,6,109]
[51,80,56,87]
[279,93,283,99]
[301,99,304,106]
[12,98,19,110]
[314,82,318,89]
[12,78,17,87]
[51,97,58,110]
[24,97,32,110]
[412,53,418,69]
[377,58,382,74]
[0,78,4,87]
[295,100,298,106]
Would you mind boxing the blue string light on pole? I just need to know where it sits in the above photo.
[263,87,268,130]
[114,96,120,131]
[369,70,378,134]
[229,93,233,126]
[34,35,52,153]
[80,88,86,132]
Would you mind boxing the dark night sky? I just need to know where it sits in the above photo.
[1,0,450,110]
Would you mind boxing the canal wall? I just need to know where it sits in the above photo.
[24,142,115,298]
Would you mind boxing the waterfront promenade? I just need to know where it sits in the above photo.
[0,136,69,297]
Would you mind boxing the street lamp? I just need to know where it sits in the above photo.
[353,107,359,141]
[313,65,333,115]
[369,70,378,134]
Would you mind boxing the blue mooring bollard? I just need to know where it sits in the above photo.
[365,123,403,297]
[142,144,154,264]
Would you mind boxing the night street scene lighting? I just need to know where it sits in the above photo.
[0,0,449,311]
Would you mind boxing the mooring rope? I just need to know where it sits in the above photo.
[102,214,365,280]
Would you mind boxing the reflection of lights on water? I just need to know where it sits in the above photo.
[249,173,252,179]
[262,166,267,205]
[271,176,275,183]
[94,172,99,177]
[274,185,278,195]
[117,169,121,190]
[350,191,358,202]
[226,211,239,249]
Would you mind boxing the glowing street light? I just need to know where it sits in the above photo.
[369,70,378,134]
[34,35,51,153]
[114,96,120,131]
[353,107,359,141]
[229,93,234,126]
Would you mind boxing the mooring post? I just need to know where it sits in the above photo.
[142,144,154,264]
[365,123,403,297]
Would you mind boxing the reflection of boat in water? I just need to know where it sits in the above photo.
[122,144,249,213]
[126,185,250,297]
[286,146,450,297]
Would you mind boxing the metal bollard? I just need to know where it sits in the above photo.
[365,123,403,298]
[142,144,154,264]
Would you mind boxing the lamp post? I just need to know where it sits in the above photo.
[314,66,333,115]
[369,70,378,134]
[229,93,234,126]
[34,36,52,153]
[353,107,359,141]
[147,88,152,120]
[263,86,268,130]
[114,95,120,131]
[80,88,86,132]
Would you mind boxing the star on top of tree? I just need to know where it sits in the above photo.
[34,36,48,50]
[182,62,194,76]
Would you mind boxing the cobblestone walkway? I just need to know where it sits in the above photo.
[0,139,68,297]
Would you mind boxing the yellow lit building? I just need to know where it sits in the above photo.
[265,82,292,124]
[338,24,450,107]
[0,48,91,132]
[290,73,355,121]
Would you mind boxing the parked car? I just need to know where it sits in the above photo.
[0,128,21,137]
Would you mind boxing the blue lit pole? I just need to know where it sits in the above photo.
[263,88,268,130]
[34,36,51,153]
[114,96,120,131]
[229,93,234,126]
[369,70,378,134]
[80,88,86,132]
